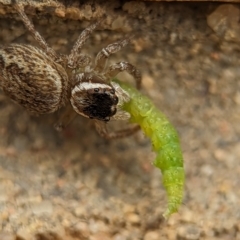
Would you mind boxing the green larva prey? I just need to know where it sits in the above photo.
[113,79,185,218]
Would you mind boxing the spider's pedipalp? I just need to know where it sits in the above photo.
[13,2,58,60]
[106,62,142,89]
[94,37,132,73]
[68,20,103,68]
[94,120,140,139]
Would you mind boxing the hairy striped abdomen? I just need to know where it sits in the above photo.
[0,44,69,114]
[115,80,185,218]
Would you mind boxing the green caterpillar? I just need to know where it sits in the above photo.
[113,79,185,218]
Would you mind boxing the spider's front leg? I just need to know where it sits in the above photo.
[106,62,141,89]
[94,37,141,88]
[67,20,103,68]
[94,38,132,73]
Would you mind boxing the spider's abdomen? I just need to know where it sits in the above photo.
[0,44,69,114]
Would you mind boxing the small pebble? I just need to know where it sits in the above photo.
[144,231,161,240]
[177,224,201,240]
[31,200,53,215]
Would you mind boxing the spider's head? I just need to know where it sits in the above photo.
[70,78,119,122]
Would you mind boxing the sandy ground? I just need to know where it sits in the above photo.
[0,1,240,239]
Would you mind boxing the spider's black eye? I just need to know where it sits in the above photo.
[94,88,99,92]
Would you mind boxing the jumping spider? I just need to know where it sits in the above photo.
[0,3,142,139]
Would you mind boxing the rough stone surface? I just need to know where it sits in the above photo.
[0,1,240,240]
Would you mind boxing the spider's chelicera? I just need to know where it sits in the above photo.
[0,3,141,139]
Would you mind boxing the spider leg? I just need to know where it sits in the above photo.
[68,20,103,68]
[13,2,58,60]
[94,120,140,139]
[94,37,132,73]
[54,104,78,131]
[105,62,141,89]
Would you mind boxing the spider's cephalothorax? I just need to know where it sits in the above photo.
[0,3,141,139]
[71,74,119,122]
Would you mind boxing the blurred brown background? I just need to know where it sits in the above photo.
[0,1,240,240]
